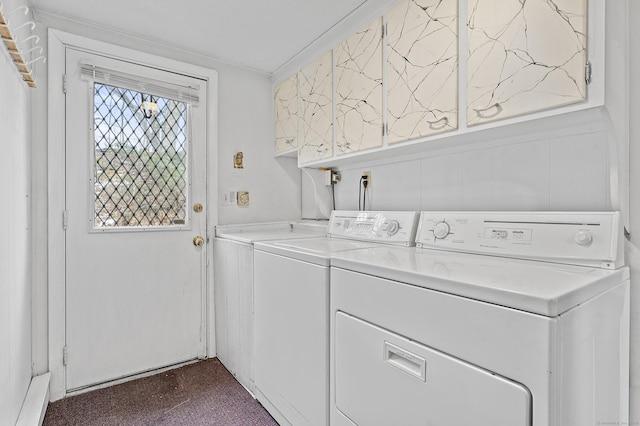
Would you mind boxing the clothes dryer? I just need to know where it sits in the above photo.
[330,211,629,426]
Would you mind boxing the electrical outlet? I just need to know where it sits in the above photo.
[362,171,371,189]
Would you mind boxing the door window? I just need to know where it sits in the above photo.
[93,83,189,228]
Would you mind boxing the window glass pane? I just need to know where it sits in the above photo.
[93,83,188,228]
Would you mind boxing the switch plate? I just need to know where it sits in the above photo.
[221,190,237,206]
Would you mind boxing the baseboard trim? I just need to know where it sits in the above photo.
[16,372,51,426]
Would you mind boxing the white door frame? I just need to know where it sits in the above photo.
[47,29,218,401]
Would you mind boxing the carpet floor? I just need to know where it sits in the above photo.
[43,358,278,425]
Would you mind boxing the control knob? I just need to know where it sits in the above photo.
[385,220,400,236]
[433,221,450,239]
[574,230,593,246]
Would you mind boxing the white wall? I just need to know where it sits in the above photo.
[332,120,611,212]
[216,66,302,225]
[0,0,33,422]
[628,1,640,423]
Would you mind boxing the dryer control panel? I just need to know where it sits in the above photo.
[328,211,420,246]
[416,211,624,269]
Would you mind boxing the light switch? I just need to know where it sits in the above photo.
[221,190,237,206]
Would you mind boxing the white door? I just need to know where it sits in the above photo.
[64,48,208,391]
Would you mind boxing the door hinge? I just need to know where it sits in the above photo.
[63,74,68,94]
[63,346,68,366]
[62,210,68,230]
[585,61,592,85]
[382,122,388,136]
[382,22,387,39]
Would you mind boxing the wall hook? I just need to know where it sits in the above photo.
[13,20,35,32]
[24,55,45,66]
[8,5,28,17]
[16,34,39,45]
[20,45,43,57]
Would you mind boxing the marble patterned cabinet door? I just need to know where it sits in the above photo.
[299,51,334,164]
[387,0,458,144]
[274,74,298,154]
[467,0,587,126]
[335,17,383,155]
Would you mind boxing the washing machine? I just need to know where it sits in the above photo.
[330,211,629,426]
[213,220,327,392]
[253,210,420,426]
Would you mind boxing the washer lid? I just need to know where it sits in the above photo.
[216,229,324,244]
[216,221,327,243]
[255,237,380,266]
[330,246,629,316]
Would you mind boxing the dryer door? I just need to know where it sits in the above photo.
[334,313,532,426]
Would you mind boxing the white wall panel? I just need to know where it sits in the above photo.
[420,154,463,211]
[334,130,609,215]
[492,141,550,211]
[369,161,421,211]
[628,1,640,422]
[217,65,301,224]
[549,132,609,211]
[0,3,32,421]
[460,149,495,210]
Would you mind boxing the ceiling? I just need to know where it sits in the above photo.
[29,0,371,74]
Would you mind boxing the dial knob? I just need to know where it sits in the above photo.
[433,221,450,239]
[574,230,593,246]
[385,220,400,236]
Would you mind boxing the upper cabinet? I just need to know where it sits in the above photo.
[274,74,298,154]
[467,0,588,126]
[279,0,596,166]
[387,0,458,143]
[335,18,384,155]
[298,51,334,164]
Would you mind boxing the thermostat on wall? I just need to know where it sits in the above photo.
[238,191,250,207]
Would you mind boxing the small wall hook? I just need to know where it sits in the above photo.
[13,20,35,32]
[16,34,39,45]
[8,5,28,17]
[25,55,46,66]
[20,45,43,57]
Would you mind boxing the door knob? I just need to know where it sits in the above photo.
[193,236,205,247]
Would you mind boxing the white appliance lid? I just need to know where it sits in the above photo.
[215,221,327,243]
[330,246,629,317]
[255,237,381,266]
[216,229,325,244]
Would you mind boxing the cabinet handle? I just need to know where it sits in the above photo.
[473,102,503,119]
[427,116,449,130]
